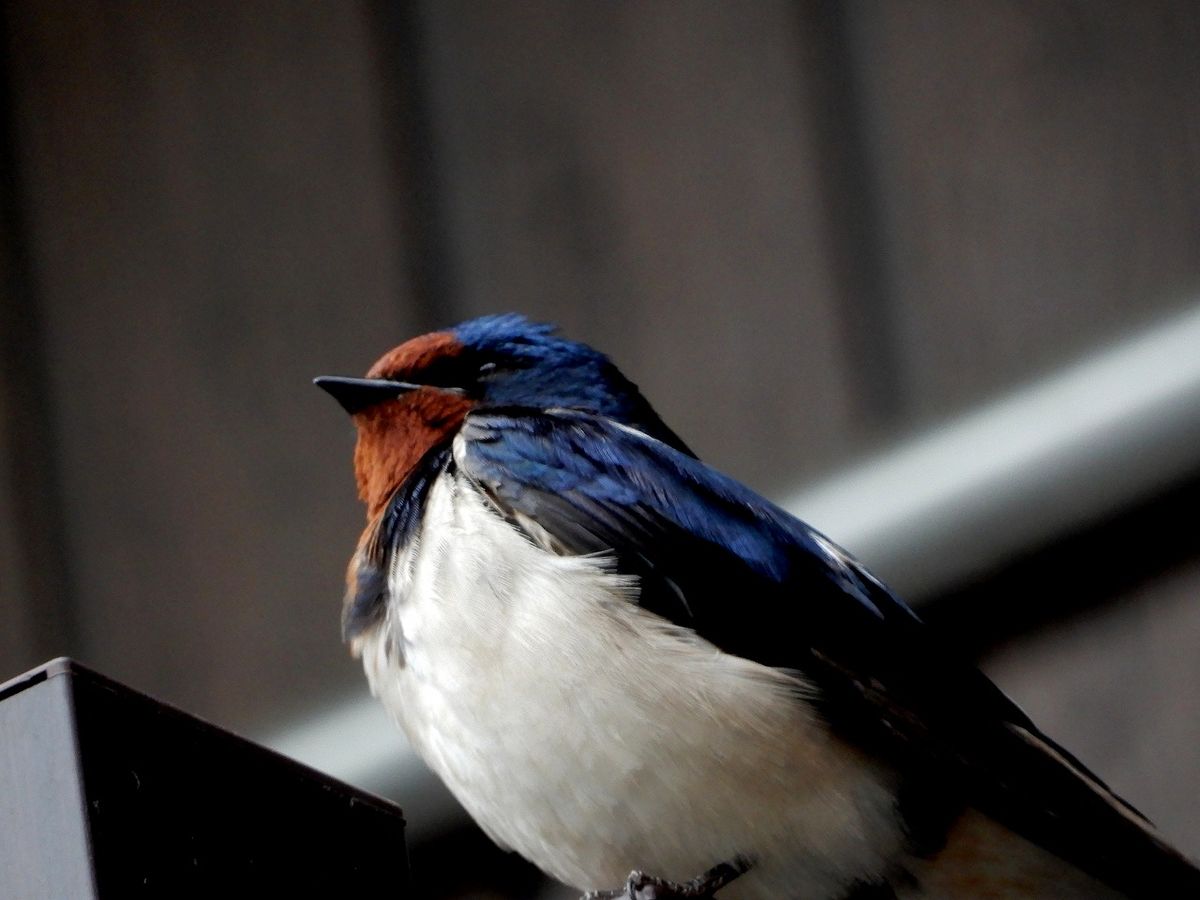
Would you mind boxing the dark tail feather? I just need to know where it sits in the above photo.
[991,723,1200,898]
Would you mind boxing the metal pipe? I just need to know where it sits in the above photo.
[788,301,1200,598]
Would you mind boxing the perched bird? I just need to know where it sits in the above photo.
[316,314,1199,899]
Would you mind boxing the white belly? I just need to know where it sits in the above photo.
[353,471,905,898]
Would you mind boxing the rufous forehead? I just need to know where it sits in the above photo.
[366,330,463,379]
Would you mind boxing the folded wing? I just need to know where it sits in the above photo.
[456,407,1199,898]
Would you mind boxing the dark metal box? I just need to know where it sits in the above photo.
[0,658,408,898]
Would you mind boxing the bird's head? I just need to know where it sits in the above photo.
[316,314,689,515]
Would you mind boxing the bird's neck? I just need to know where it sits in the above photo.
[352,389,473,517]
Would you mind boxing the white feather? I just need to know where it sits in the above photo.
[353,469,906,898]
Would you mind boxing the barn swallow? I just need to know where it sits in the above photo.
[316,314,1199,899]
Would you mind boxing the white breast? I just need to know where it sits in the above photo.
[353,468,905,898]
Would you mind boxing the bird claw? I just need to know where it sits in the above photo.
[581,857,751,900]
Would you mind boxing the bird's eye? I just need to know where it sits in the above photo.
[412,353,474,389]
[408,352,500,396]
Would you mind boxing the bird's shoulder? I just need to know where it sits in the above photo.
[453,405,929,656]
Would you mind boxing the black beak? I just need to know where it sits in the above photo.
[313,376,420,415]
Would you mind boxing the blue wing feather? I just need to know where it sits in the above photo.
[462,409,902,626]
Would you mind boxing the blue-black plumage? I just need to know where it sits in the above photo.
[318,314,1200,900]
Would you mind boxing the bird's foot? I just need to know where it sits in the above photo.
[582,857,751,900]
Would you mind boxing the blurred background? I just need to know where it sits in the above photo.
[2,2,1199,897]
